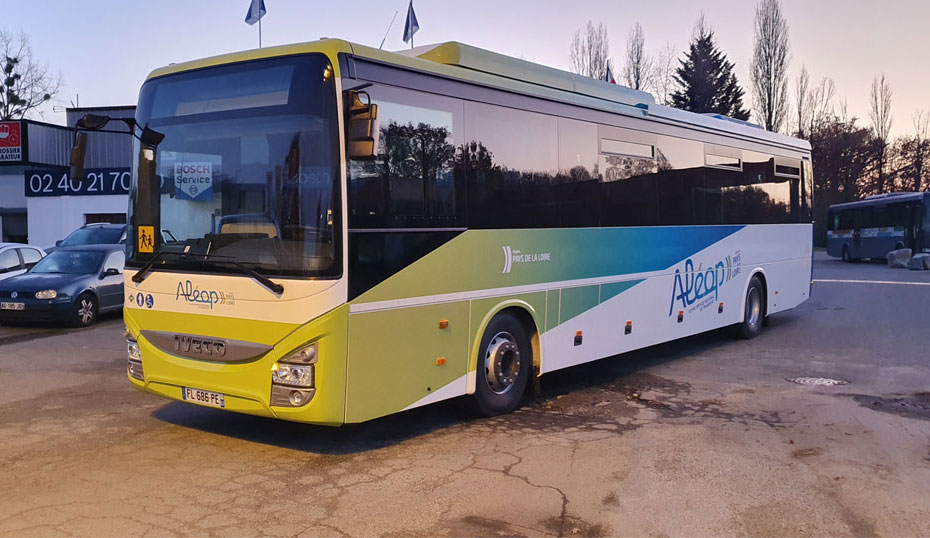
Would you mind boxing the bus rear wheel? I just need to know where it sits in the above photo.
[473,312,532,417]
[734,276,765,339]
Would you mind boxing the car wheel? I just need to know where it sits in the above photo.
[734,276,765,340]
[72,293,98,327]
[473,312,533,417]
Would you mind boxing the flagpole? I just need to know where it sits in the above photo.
[259,17,262,48]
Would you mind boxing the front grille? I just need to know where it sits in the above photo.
[0,291,25,299]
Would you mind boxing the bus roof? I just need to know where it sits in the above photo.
[829,192,929,210]
[146,38,811,153]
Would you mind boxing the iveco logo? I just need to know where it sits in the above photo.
[10,291,17,299]
[173,334,227,358]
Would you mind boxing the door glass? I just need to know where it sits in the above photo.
[0,250,19,273]
[19,248,42,267]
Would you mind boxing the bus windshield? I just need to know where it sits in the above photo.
[128,54,341,278]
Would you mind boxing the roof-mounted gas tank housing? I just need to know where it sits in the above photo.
[401,41,656,111]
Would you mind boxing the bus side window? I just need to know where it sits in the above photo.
[347,87,464,229]
[837,209,855,230]
[464,101,559,228]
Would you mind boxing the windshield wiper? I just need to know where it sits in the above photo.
[131,250,174,284]
[202,255,284,295]
[130,250,284,295]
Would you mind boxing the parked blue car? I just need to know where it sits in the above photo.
[0,245,125,327]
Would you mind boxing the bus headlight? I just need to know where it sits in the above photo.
[127,339,142,361]
[270,342,318,407]
[272,363,314,387]
[35,289,57,299]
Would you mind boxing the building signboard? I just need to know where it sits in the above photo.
[24,167,131,197]
[0,121,22,162]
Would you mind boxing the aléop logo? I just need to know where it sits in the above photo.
[175,280,234,310]
[668,250,742,316]
[501,246,552,274]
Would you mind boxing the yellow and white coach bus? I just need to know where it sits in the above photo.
[80,39,814,424]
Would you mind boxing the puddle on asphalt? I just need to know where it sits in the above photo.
[847,393,930,421]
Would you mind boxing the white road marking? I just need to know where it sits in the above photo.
[813,279,930,287]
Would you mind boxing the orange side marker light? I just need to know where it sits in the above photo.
[435,357,446,366]
[438,320,449,329]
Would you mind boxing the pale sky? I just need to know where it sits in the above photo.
[7,0,930,137]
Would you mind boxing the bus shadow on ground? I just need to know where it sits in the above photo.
[152,314,800,454]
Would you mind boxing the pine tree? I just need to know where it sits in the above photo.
[671,23,749,120]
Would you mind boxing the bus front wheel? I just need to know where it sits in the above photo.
[734,276,765,339]
[473,312,532,416]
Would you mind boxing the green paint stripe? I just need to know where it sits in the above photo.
[599,279,645,303]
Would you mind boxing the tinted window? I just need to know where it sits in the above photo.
[837,209,856,230]
[0,250,19,273]
[557,118,599,227]
[19,248,42,265]
[465,101,558,228]
[599,128,659,227]
[706,150,797,224]
[656,136,704,225]
[31,251,104,275]
[348,87,464,229]
[348,231,460,300]
[61,227,124,247]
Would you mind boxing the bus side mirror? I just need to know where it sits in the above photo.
[346,90,379,160]
[70,132,88,182]
[77,113,110,130]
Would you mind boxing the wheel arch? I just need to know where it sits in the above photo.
[466,299,541,395]
[738,268,769,321]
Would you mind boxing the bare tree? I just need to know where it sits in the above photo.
[869,73,893,193]
[894,110,930,192]
[651,42,678,105]
[622,23,652,91]
[569,21,613,80]
[808,76,835,133]
[793,66,809,138]
[0,30,62,120]
[750,0,790,132]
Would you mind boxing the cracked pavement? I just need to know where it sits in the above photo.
[1,252,929,537]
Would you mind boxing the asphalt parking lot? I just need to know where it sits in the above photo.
[1,251,929,537]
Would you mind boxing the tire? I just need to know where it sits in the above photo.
[734,276,765,339]
[72,293,98,328]
[473,312,533,417]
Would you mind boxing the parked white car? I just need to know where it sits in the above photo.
[0,243,47,282]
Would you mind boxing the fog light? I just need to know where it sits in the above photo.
[270,385,314,407]
[272,363,314,387]
[35,289,57,299]
[289,390,306,406]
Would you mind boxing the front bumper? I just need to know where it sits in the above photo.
[0,297,72,323]
[123,305,348,426]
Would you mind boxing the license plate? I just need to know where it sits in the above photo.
[181,387,225,408]
[0,302,24,311]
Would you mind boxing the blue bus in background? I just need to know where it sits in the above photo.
[827,192,930,262]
